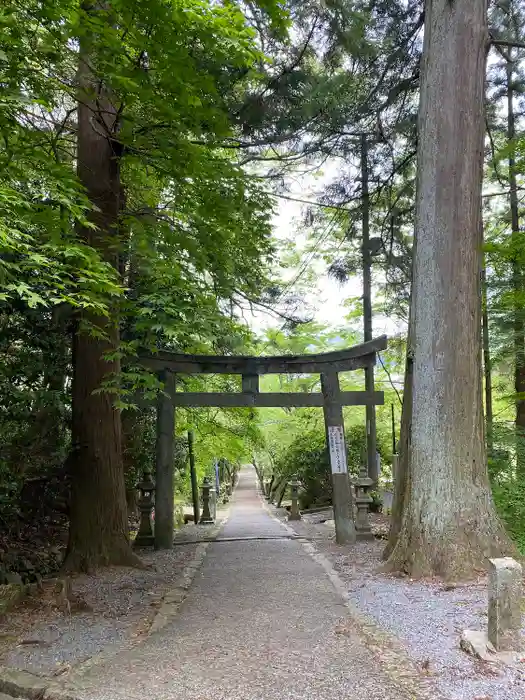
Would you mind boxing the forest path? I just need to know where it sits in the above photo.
[66,467,426,700]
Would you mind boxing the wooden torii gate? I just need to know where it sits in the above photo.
[140,335,386,548]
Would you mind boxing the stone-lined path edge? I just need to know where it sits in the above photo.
[148,507,231,636]
[261,492,449,700]
[0,505,232,700]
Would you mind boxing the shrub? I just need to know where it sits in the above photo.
[273,424,391,509]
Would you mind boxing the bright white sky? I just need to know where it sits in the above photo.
[247,169,404,342]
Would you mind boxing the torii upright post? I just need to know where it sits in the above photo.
[154,370,176,549]
[188,430,200,525]
[321,371,356,545]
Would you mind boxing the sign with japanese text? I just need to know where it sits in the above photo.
[328,425,347,474]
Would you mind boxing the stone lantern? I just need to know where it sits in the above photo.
[354,464,374,540]
[134,468,155,547]
[199,476,215,525]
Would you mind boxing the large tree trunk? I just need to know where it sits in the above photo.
[65,11,141,571]
[386,0,515,580]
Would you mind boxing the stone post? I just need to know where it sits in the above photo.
[488,557,522,652]
[391,454,399,484]
[354,463,374,540]
[288,476,301,521]
[209,485,217,521]
[199,477,214,525]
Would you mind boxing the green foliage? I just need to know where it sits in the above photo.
[6,0,525,569]
[486,420,525,551]
[0,0,291,538]
[492,480,525,553]
[0,304,71,525]
[279,429,331,508]
[269,422,392,509]
[254,323,398,508]
[482,0,525,549]
[0,3,124,313]
[1,0,287,330]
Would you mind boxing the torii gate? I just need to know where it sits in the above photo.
[139,335,386,548]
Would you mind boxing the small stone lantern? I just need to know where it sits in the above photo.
[354,464,374,540]
[199,476,215,525]
[209,484,217,521]
[134,468,155,547]
[288,476,301,521]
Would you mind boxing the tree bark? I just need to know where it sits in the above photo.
[385,0,515,580]
[65,8,141,571]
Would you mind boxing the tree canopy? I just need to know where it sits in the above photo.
[2,0,525,581]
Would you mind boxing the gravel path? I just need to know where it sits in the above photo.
[287,512,525,700]
[64,468,431,700]
[1,539,201,676]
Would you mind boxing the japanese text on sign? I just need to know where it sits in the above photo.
[328,425,347,474]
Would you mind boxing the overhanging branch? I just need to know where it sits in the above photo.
[491,38,525,51]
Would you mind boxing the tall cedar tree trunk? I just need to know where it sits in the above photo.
[506,56,525,475]
[386,0,515,579]
[65,12,141,571]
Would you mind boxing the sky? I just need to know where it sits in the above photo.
[247,170,404,342]
[245,47,508,344]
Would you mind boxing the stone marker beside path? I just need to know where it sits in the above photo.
[288,477,301,522]
[488,557,522,652]
[460,556,523,663]
[0,584,25,617]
